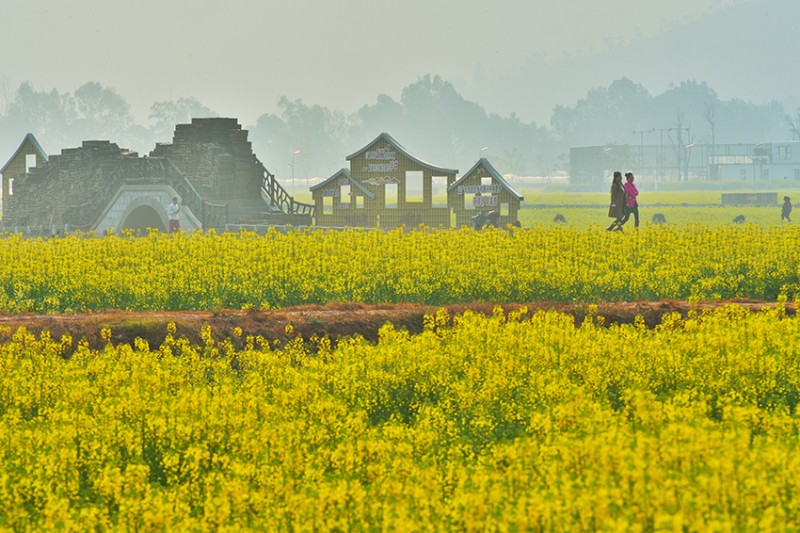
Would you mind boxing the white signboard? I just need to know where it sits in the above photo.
[458,184,501,194]
[473,195,498,208]
[364,160,399,173]
[365,147,397,160]
[363,146,399,173]
[362,176,400,186]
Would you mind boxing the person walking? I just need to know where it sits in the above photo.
[167,197,181,234]
[620,172,640,228]
[607,171,626,231]
[782,196,792,222]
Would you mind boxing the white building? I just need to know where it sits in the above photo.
[714,141,800,182]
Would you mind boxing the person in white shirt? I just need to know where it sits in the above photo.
[167,197,181,234]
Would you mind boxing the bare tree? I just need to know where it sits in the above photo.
[0,75,10,116]
[671,110,692,182]
[705,103,716,179]
[786,109,800,140]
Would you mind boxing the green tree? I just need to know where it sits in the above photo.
[551,77,652,147]
[0,81,142,155]
[72,82,133,141]
[148,97,217,142]
[3,83,71,150]
[249,113,292,175]
[354,93,404,139]
[250,97,349,183]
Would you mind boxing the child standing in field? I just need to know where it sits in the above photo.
[782,196,792,222]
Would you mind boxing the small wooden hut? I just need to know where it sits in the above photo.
[1,133,48,211]
[448,158,523,227]
[310,168,376,227]
[312,133,458,229]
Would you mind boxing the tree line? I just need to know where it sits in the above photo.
[0,76,794,181]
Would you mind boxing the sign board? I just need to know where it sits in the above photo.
[473,195,498,208]
[458,184,501,194]
[363,147,399,173]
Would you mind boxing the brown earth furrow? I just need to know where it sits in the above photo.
[0,300,793,351]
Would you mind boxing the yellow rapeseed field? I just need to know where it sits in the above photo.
[0,306,798,530]
[0,224,799,313]
[1,226,799,530]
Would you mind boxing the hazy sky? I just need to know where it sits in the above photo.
[1,0,746,125]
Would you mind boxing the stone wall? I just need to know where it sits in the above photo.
[150,118,262,199]
[4,141,137,227]
[3,118,269,230]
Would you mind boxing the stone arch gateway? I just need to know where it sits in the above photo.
[122,205,166,234]
[94,185,201,235]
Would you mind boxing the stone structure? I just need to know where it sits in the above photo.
[0,118,313,234]
[93,185,202,234]
[150,118,263,199]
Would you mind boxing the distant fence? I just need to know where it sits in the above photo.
[0,225,71,237]
[721,193,778,206]
[0,224,372,239]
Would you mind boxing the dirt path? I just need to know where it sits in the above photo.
[0,299,793,350]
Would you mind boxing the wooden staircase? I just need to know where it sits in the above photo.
[255,155,315,222]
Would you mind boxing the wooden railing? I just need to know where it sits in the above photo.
[255,155,315,217]
[159,158,228,227]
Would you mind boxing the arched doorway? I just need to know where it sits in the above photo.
[120,205,167,234]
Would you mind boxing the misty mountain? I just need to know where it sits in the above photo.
[468,0,800,136]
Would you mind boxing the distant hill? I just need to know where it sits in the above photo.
[465,0,800,126]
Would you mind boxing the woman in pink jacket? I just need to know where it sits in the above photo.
[620,172,639,228]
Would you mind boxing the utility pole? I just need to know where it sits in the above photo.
[673,126,690,181]
[632,129,651,179]
[289,149,301,196]
[705,104,717,180]
[652,128,670,181]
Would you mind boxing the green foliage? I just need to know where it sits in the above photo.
[1,226,800,313]
[1,308,799,529]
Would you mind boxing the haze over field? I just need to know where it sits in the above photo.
[2,0,786,125]
[2,0,799,179]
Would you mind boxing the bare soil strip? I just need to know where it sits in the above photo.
[0,300,793,351]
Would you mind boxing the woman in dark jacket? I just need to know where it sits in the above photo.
[607,171,626,231]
